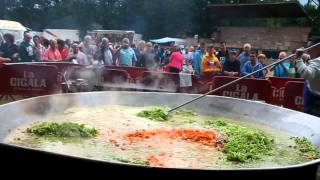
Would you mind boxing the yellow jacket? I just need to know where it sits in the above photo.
[201,53,221,74]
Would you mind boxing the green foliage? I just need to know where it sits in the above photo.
[137,108,169,122]
[291,137,319,160]
[115,157,149,165]
[206,119,274,162]
[27,122,98,138]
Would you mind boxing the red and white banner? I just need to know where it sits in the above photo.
[211,76,272,103]
[0,64,59,96]
[283,81,305,112]
[268,77,304,105]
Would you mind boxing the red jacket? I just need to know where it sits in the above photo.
[167,51,183,70]
[43,48,62,61]
[59,48,69,60]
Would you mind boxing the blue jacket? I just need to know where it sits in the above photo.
[119,47,137,66]
[241,61,265,79]
[238,52,250,70]
[273,61,290,77]
[192,50,204,76]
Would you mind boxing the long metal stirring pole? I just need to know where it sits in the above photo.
[167,42,320,113]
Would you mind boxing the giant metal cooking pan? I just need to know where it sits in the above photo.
[0,92,319,179]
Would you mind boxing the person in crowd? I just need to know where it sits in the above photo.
[131,43,139,59]
[0,33,19,62]
[96,37,113,66]
[192,42,206,76]
[189,47,195,60]
[258,54,269,77]
[161,47,172,66]
[18,32,34,62]
[135,40,146,67]
[183,46,195,65]
[66,43,89,65]
[154,44,164,65]
[183,47,189,62]
[57,39,69,61]
[0,56,11,63]
[288,51,299,78]
[302,53,311,65]
[113,44,121,54]
[238,43,252,69]
[80,35,96,61]
[216,41,229,65]
[166,45,184,73]
[43,39,62,61]
[294,48,320,117]
[42,38,50,49]
[114,38,137,66]
[222,49,240,77]
[241,51,264,79]
[289,53,312,78]
[139,42,157,69]
[272,51,290,77]
[182,58,195,74]
[23,30,30,36]
[201,44,221,76]
[183,45,187,53]
[33,35,46,62]
[65,39,72,49]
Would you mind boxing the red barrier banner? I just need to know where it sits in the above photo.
[179,75,213,94]
[0,64,59,96]
[42,63,84,83]
[42,62,83,73]
[105,66,148,81]
[102,69,129,83]
[268,77,304,105]
[283,81,304,112]
[137,71,179,92]
[211,76,272,103]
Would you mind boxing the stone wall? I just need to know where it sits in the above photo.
[213,26,311,51]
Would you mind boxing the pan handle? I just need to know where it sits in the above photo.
[317,165,320,180]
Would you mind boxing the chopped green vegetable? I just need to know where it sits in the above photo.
[115,157,148,165]
[210,119,227,126]
[27,122,98,138]
[206,119,274,162]
[132,158,149,165]
[291,137,319,160]
[137,108,169,121]
[114,157,131,163]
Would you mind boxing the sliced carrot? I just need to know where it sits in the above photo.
[123,128,220,147]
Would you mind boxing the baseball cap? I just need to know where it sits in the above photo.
[229,48,237,54]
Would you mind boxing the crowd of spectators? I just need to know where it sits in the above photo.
[0,31,313,80]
